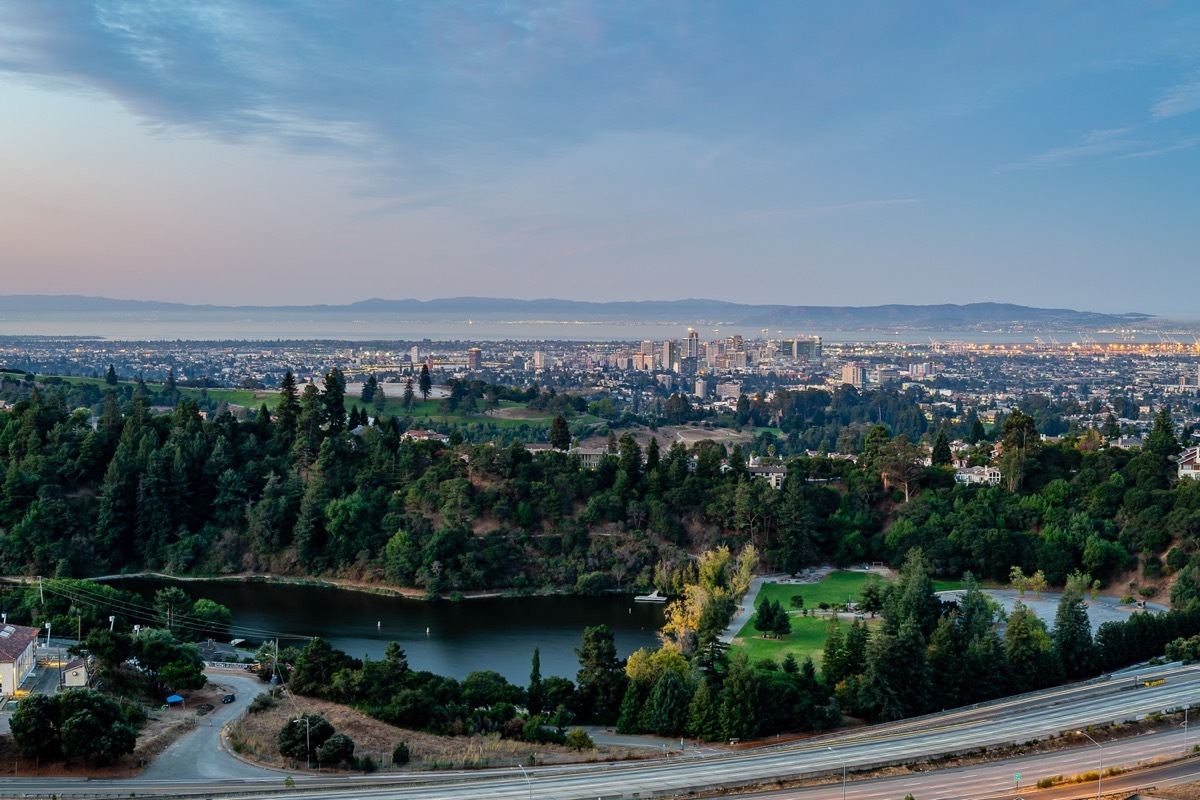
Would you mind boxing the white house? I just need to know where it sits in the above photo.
[0,623,39,696]
[567,447,608,469]
[747,464,788,489]
[954,466,1002,486]
[1179,446,1200,481]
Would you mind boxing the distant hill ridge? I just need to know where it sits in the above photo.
[0,295,1151,329]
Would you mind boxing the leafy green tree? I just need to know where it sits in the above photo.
[564,727,595,751]
[58,690,137,765]
[878,435,924,502]
[1101,413,1120,441]
[9,693,61,761]
[279,714,335,762]
[317,732,355,766]
[1000,410,1041,491]
[858,579,884,618]
[191,597,233,639]
[131,629,206,695]
[403,378,415,410]
[392,740,410,764]
[153,586,192,634]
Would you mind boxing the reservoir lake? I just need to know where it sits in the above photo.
[108,577,666,684]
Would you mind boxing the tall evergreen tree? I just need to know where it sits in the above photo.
[104,364,118,386]
[323,368,347,433]
[719,650,758,741]
[527,646,545,717]
[574,625,627,723]
[1052,572,1097,679]
[931,427,952,466]
[276,371,300,435]
[418,365,432,401]
[549,414,571,451]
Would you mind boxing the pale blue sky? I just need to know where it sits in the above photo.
[1,2,1197,315]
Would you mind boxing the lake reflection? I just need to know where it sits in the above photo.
[107,577,666,684]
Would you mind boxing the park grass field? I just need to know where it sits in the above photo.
[731,571,963,667]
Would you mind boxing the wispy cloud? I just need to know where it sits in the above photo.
[1001,127,1141,170]
[736,198,921,223]
[1151,78,1200,119]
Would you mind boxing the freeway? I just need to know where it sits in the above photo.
[8,662,1200,800]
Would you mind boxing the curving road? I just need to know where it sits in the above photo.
[13,661,1200,799]
[138,670,281,783]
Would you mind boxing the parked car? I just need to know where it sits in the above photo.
[221,693,235,704]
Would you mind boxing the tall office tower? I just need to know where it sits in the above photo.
[410,345,420,365]
[841,363,865,387]
[467,347,482,371]
[663,339,679,372]
[684,328,701,359]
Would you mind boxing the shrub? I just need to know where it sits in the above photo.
[248,693,277,714]
[392,741,410,765]
[564,728,595,751]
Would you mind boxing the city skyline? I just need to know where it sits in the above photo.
[1,3,1198,313]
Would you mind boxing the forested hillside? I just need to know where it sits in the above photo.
[0,370,1197,609]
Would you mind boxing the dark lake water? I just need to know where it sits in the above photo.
[106,577,666,684]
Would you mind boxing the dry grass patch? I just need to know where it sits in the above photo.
[231,692,638,771]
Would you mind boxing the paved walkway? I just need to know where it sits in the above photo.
[719,573,785,644]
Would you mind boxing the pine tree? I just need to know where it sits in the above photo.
[361,374,378,404]
[323,368,347,432]
[549,414,571,451]
[719,650,758,741]
[104,364,118,386]
[527,646,545,717]
[418,365,432,401]
[686,677,720,740]
[1052,572,1097,679]
[822,620,846,687]
[931,427,952,466]
[276,371,300,434]
[1147,406,1181,457]
[640,670,689,737]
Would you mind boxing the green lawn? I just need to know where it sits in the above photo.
[731,571,963,667]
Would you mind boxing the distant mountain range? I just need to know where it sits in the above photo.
[0,295,1153,331]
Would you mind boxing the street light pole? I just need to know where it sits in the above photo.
[1076,730,1102,800]
[827,745,847,800]
[516,763,533,800]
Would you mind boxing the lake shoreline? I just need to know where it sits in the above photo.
[85,570,650,604]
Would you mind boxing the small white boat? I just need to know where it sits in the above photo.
[634,590,668,602]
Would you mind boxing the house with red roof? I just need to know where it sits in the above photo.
[0,623,39,696]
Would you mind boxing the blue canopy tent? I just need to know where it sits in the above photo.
[165,694,185,709]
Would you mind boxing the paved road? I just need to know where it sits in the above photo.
[10,661,1199,799]
[137,671,281,783]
